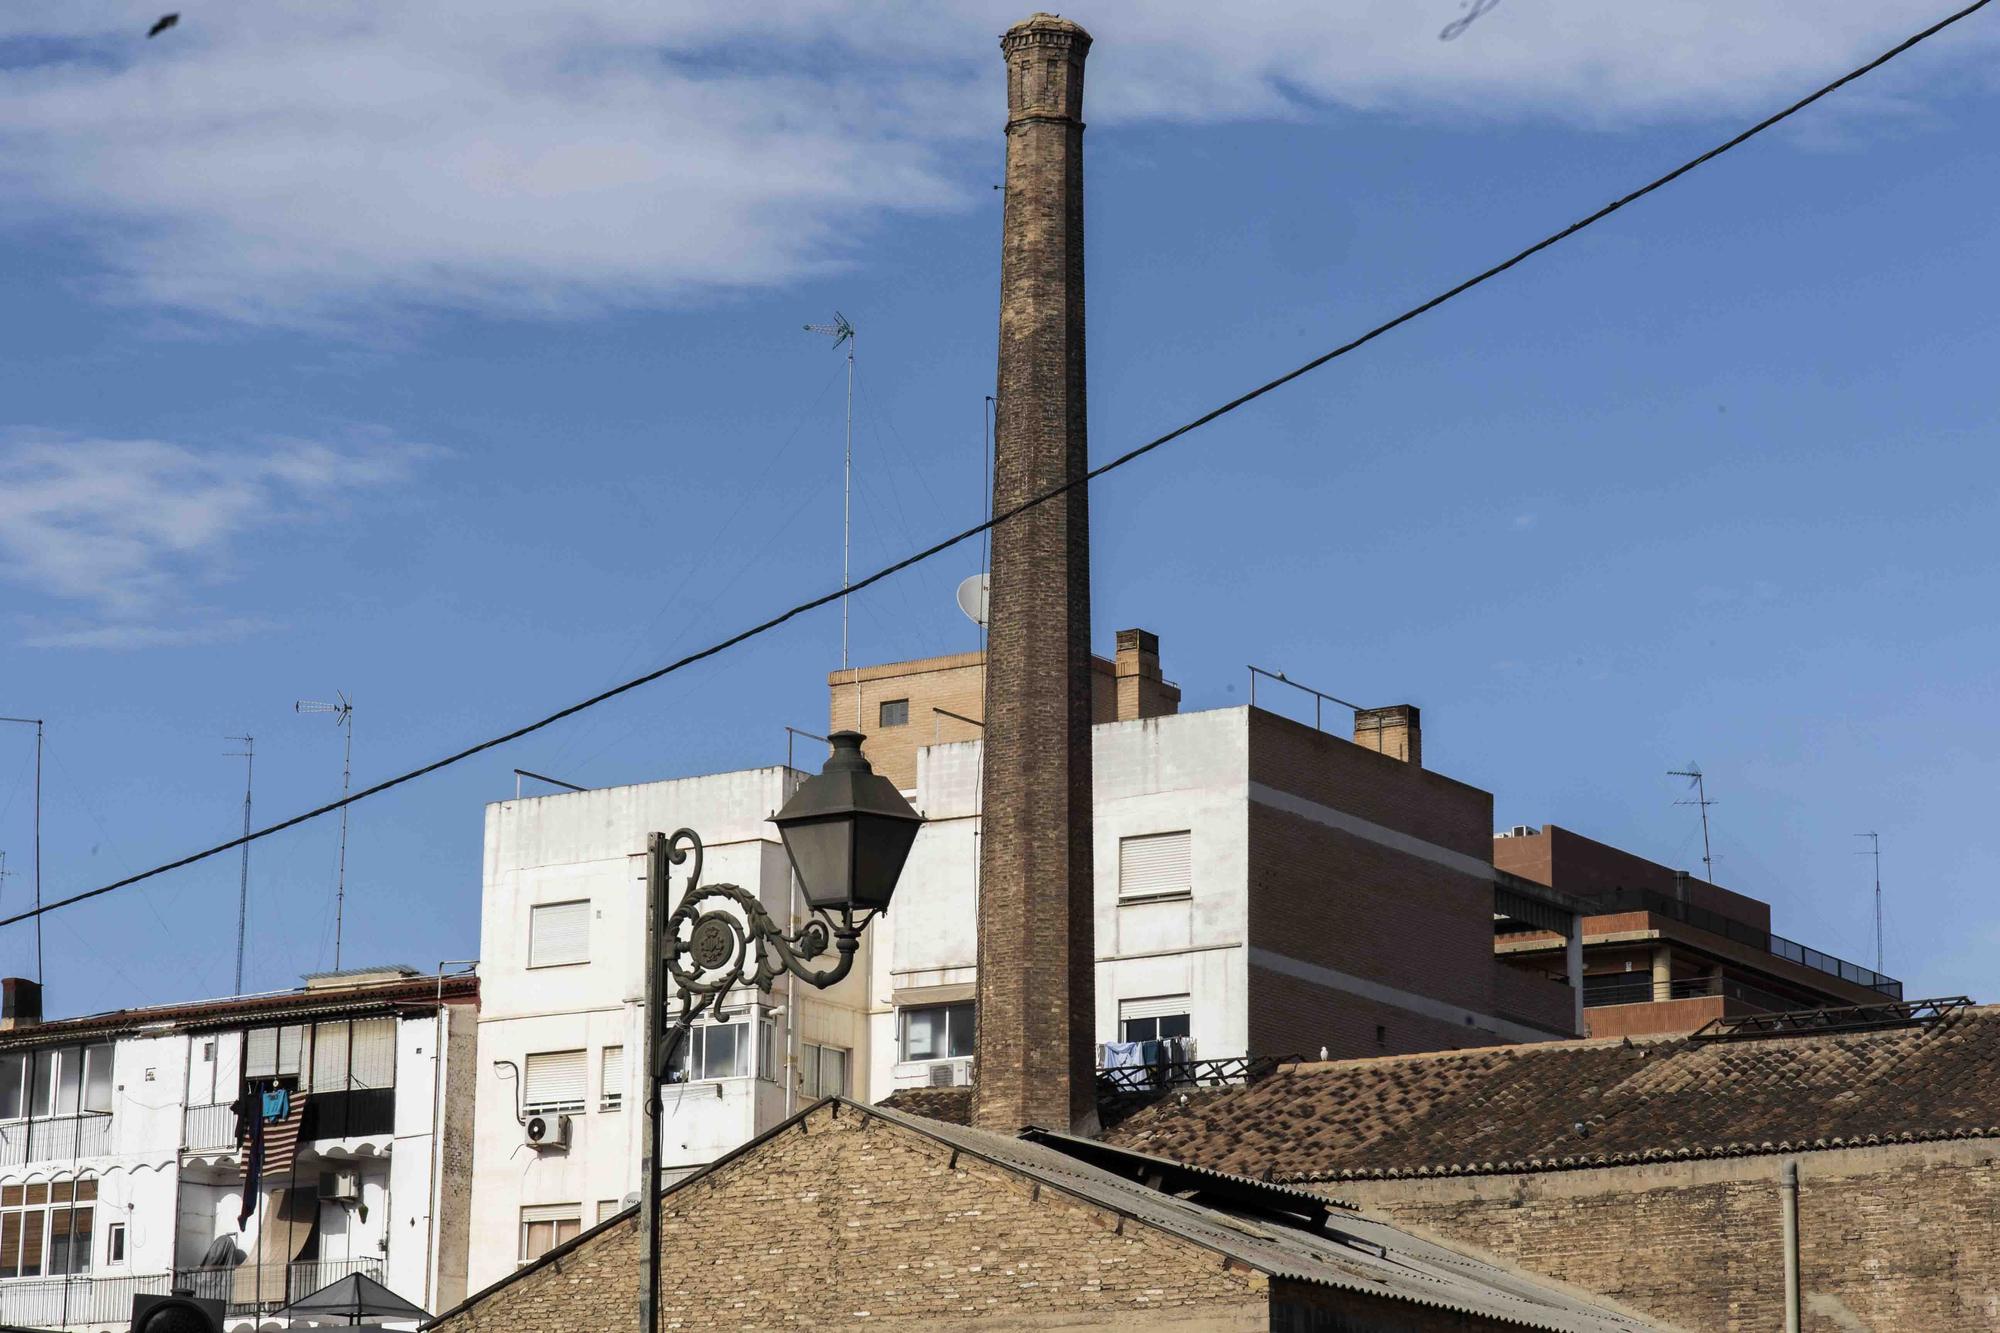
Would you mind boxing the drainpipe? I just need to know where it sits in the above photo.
[1780,1158,1801,1333]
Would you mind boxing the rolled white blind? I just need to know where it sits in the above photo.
[245,1027,277,1078]
[520,1203,579,1225]
[600,1047,624,1103]
[276,1024,303,1076]
[524,1050,586,1111]
[1119,994,1192,1022]
[350,1018,396,1089]
[1119,831,1191,899]
[530,901,590,967]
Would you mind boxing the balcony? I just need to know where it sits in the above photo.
[1591,887,1901,998]
[182,1101,236,1151]
[0,1114,113,1168]
[174,1256,385,1318]
[0,1272,172,1328]
[1583,974,1803,1012]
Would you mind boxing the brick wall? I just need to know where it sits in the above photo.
[1336,1139,2000,1333]
[1248,710,1492,860]
[433,1103,1269,1331]
[1272,1281,1517,1332]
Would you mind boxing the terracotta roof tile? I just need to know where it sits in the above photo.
[1102,1006,2000,1180]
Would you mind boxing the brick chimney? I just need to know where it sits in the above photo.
[975,12,1096,1134]
[1,978,43,1031]
[1353,704,1422,767]
[1114,628,1179,722]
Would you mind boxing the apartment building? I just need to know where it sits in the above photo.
[0,969,475,1332]
[1493,823,1901,1037]
[864,644,1584,1098]
[465,766,872,1294]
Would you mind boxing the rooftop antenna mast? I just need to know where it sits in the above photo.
[0,718,42,985]
[803,311,858,725]
[1668,763,1716,882]
[225,735,254,995]
[295,693,354,970]
[1855,831,1882,973]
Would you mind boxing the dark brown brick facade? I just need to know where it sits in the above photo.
[976,13,1096,1134]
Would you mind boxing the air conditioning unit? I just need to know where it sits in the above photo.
[524,1114,571,1151]
[320,1169,361,1204]
[926,1060,972,1088]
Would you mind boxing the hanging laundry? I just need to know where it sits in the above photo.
[261,1087,290,1121]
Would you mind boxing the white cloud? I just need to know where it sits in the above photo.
[0,1,1990,323]
[0,433,432,646]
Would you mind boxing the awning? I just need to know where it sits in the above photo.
[275,1272,429,1323]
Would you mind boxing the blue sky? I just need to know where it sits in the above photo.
[1,2,1996,1015]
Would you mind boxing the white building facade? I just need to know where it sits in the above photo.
[0,971,475,1332]
[467,768,870,1294]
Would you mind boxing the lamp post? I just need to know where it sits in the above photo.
[637,731,921,1333]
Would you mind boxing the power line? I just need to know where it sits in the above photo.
[1,0,1990,934]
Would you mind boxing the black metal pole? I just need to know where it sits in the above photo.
[638,833,665,1333]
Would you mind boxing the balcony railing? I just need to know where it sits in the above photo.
[0,1271,172,1327]
[1584,974,1812,1013]
[0,1113,113,1168]
[1595,887,1901,998]
[182,1101,237,1151]
[174,1256,385,1317]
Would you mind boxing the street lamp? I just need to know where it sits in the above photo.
[637,730,920,1333]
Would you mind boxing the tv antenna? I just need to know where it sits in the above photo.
[1855,831,1882,973]
[1668,764,1716,882]
[225,735,254,994]
[804,312,857,714]
[295,693,354,970]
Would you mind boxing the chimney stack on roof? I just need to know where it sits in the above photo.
[975,12,1097,1135]
[1353,704,1422,767]
[1113,628,1179,722]
[1,978,43,1031]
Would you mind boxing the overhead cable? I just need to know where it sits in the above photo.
[3,0,1988,932]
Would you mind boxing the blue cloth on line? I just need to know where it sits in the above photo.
[261,1088,290,1121]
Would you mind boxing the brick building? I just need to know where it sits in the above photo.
[425,1098,1659,1332]
[1493,824,1901,1037]
[1097,1001,2000,1332]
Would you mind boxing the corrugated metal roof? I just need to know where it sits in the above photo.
[865,1103,1660,1332]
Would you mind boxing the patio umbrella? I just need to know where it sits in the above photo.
[271,1272,428,1326]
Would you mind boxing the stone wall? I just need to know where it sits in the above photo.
[1335,1139,2000,1333]
[432,1102,1269,1332]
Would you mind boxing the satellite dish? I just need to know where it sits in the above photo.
[955,574,989,629]
[622,1191,640,1209]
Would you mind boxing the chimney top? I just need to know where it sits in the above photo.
[1353,704,1422,768]
[1,978,43,1031]
[1006,13,1092,40]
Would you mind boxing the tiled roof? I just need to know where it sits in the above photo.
[875,1085,972,1125]
[0,973,477,1049]
[1102,1005,2000,1181]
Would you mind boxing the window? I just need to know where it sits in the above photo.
[303,1018,397,1093]
[1119,831,1191,901]
[245,1025,304,1079]
[668,1020,750,1083]
[0,1045,113,1120]
[518,1204,580,1265]
[596,1199,624,1225]
[898,1003,974,1063]
[0,1179,95,1278]
[522,1050,587,1115]
[757,1015,776,1083]
[1119,995,1191,1045]
[599,1047,624,1111]
[800,1044,850,1099]
[878,698,910,728]
[106,1222,126,1266]
[529,901,591,968]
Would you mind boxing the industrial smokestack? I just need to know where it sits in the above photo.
[974,12,1096,1134]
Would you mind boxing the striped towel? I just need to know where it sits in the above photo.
[263,1092,308,1175]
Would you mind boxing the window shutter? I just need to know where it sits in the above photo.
[276,1025,303,1076]
[245,1027,277,1079]
[600,1047,624,1104]
[524,1051,586,1111]
[350,1019,396,1089]
[309,1022,350,1094]
[1119,831,1191,899]
[519,1203,579,1225]
[1118,994,1192,1022]
[530,902,591,968]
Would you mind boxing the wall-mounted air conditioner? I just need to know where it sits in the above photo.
[926,1060,972,1088]
[320,1169,361,1204]
[524,1113,572,1151]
